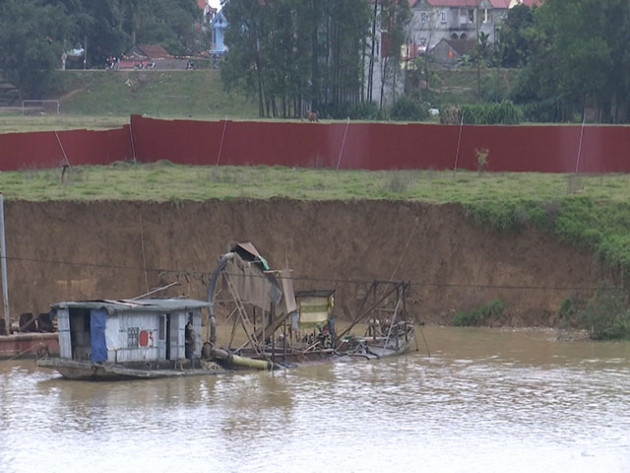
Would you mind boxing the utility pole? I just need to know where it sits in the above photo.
[0,193,10,334]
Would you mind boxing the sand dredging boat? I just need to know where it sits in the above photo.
[37,242,417,380]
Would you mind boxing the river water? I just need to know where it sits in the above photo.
[1,327,629,473]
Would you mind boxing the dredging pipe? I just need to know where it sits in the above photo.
[210,347,278,371]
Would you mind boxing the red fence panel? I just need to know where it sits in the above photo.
[2,116,630,173]
[129,116,630,172]
[0,126,133,171]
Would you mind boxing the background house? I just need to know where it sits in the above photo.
[198,0,218,27]
[431,38,476,66]
[408,0,541,51]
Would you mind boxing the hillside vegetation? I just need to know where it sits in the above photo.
[0,67,518,133]
[0,69,259,133]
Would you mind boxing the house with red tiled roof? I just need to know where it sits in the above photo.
[408,0,542,52]
[118,44,187,70]
[198,0,218,27]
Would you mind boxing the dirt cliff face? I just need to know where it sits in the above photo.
[3,199,612,326]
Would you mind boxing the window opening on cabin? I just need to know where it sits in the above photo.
[440,10,447,23]
[420,11,427,22]
[159,314,166,341]
[127,327,140,348]
[69,308,92,361]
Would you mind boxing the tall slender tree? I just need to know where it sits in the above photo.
[222,0,374,118]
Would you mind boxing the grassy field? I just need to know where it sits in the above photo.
[0,69,259,133]
[0,162,626,204]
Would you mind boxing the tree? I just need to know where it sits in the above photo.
[512,0,630,123]
[498,3,534,68]
[221,0,374,118]
[42,0,200,68]
[375,0,412,109]
[128,0,202,56]
[0,0,71,96]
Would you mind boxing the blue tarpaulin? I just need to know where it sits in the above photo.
[90,309,108,362]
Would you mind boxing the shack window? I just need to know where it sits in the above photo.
[127,327,140,348]
[159,315,166,341]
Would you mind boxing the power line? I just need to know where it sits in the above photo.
[3,254,601,293]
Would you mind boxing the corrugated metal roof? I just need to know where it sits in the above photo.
[425,0,481,6]
[53,298,208,315]
[411,0,541,7]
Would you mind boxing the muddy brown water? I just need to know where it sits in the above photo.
[1,327,629,473]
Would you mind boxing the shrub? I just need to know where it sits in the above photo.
[390,96,428,122]
[461,100,523,124]
[520,98,564,123]
[352,101,381,120]
[319,101,383,120]
[440,105,461,124]
[574,281,630,340]
[383,171,414,193]
[475,148,489,173]
[557,296,585,330]
[452,298,506,326]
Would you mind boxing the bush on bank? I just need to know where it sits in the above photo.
[452,299,507,327]
[465,196,630,279]
[558,281,630,340]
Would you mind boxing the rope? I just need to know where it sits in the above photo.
[453,115,464,172]
[4,341,49,361]
[216,117,228,166]
[336,118,351,169]
[54,131,71,167]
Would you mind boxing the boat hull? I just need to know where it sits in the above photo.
[37,358,225,381]
[0,332,59,360]
[36,332,414,380]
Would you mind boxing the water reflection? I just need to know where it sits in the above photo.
[1,327,629,473]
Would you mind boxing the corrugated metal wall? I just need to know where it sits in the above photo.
[2,116,630,172]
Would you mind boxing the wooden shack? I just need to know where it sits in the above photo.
[53,298,207,365]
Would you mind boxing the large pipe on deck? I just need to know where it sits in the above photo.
[211,347,278,371]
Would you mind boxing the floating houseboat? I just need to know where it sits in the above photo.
[38,242,416,380]
[37,298,222,380]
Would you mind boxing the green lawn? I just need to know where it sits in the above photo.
[3,163,627,204]
[0,69,259,133]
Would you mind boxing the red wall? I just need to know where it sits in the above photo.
[2,116,630,173]
[0,126,133,171]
